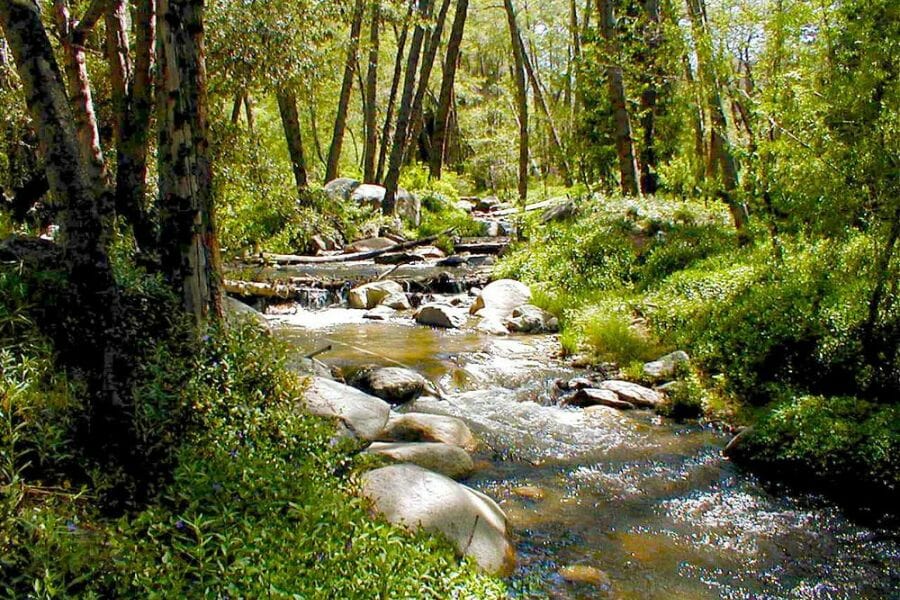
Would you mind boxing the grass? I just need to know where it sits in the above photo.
[0,265,505,598]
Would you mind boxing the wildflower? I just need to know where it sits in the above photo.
[66,520,77,532]
[229,449,238,459]
[175,519,186,530]
[212,483,223,492]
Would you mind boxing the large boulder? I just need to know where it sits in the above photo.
[470,279,532,318]
[348,367,427,405]
[597,380,664,409]
[379,412,477,451]
[415,303,467,329]
[223,296,270,332]
[643,350,690,380]
[348,184,421,226]
[504,304,559,334]
[348,281,405,310]
[324,177,360,201]
[365,442,474,480]
[360,465,515,576]
[303,377,391,440]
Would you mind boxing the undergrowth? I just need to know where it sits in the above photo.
[0,264,504,598]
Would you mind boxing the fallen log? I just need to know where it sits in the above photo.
[261,229,453,265]
[224,279,331,301]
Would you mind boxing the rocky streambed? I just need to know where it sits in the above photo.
[234,276,900,599]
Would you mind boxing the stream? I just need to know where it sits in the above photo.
[268,300,899,599]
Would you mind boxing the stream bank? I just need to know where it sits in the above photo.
[241,265,900,599]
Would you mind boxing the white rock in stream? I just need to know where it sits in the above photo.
[303,377,390,440]
[360,465,516,576]
[348,281,404,310]
[379,413,478,451]
[415,303,467,329]
[470,279,531,318]
[597,380,664,409]
[643,351,690,380]
[365,442,474,480]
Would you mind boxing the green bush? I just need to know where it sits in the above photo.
[744,395,900,504]
[1,281,505,597]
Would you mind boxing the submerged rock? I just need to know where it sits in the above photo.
[348,367,427,405]
[365,442,474,480]
[360,465,515,576]
[415,303,467,329]
[348,281,404,310]
[476,316,509,336]
[558,565,612,588]
[470,279,532,318]
[379,412,478,451]
[303,377,390,441]
[597,380,664,409]
[643,351,690,380]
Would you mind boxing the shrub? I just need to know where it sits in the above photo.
[743,395,900,508]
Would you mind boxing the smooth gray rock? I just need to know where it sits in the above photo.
[381,292,411,311]
[597,380,664,409]
[345,237,396,253]
[643,351,691,380]
[379,412,477,451]
[470,279,532,318]
[348,281,404,310]
[303,377,391,440]
[349,367,427,405]
[365,442,474,480]
[476,316,509,336]
[363,305,396,321]
[504,304,559,334]
[324,177,360,201]
[561,388,636,411]
[224,296,270,331]
[360,465,515,576]
[415,303,467,329]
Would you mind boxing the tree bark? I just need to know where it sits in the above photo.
[52,0,109,197]
[429,0,469,180]
[638,0,661,194]
[276,87,309,194]
[325,0,366,182]
[157,0,224,325]
[376,1,414,184]
[107,0,157,253]
[597,0,639,196]
[503,0,529,204]
[685,0,748,241]
[381,0,434,215]
[518,29,572,186]
[0,0,120,428]
[363,1,381,182]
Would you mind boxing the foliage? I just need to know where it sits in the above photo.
[743,395,900,506]
[0,305,505,597]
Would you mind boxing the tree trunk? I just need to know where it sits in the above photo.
[597,0,639,196]
[429,0,468,180]
[0,0,120,431]
[400,0,453,168]
[51,0,109,198]
[107,0,157,253]
[685,0,748,241]
[638,0,662,194]
[325,0,366,182]
[231,92,243,124]
[277,87,309,194]
[518,29,572,186]
[376,2,415,183]
[504,0,529,204]
[363,1,381,182]
[157,0,223,325]
[381,0,434,215]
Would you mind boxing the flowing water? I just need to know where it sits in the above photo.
[272,305,900,599]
